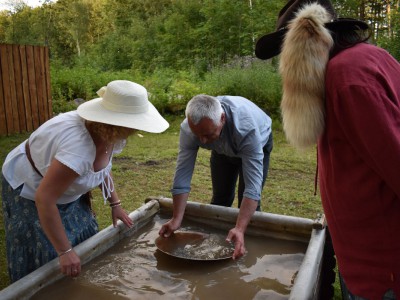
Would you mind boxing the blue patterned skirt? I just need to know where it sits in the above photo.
[1,175,98,282]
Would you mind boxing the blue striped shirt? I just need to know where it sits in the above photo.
[172,96,272,201]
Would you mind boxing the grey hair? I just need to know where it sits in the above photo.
[185,94,223,125]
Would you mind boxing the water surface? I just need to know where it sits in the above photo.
[32,214,307,299]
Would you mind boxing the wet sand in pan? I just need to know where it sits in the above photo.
[32,214,307,300]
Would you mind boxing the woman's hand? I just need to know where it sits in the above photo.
[59,249,81,278]
[111,205,133,228]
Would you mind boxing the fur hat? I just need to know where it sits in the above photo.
[279,3,333,149]
[77,80,169,133]
[255,0,369,60]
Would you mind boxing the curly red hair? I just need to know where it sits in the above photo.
[85,121,136,143]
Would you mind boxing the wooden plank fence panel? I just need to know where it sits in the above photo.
[26,45,40,130]
[44,47,52,118]
[39,46,49,122]
[13,44,27,132]
[19,45,34,132]
[0,43,52,136]
[0,48,7,135]
[0,45,14,134]
[33,46,45,125]
[7,44,20,133]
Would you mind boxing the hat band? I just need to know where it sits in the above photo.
[101,99,149,114]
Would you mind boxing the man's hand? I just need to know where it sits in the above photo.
[226,227,246,260]
[159,193,189,237]
[159,218,182,238]
[226,197,259,260]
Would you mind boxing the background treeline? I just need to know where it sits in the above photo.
[0,0,399,117]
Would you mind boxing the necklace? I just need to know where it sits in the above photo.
[105,143,113,154]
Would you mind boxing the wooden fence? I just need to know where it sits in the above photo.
[0,43,52,136]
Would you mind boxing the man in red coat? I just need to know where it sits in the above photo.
[255,0,400,299]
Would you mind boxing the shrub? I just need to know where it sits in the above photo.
[50,66,142,114]
[200,61,282,118]
[49,62,283,119]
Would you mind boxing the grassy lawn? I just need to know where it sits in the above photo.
[0,114,340,297]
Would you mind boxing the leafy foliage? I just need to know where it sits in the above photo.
[50,65,141,113]
[200,60,282,117]
[0,0,288,72]
[376,5,400,58]
[2,0,398,67]
[49,60,283,118]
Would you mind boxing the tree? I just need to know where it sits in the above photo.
[0,0,397,73]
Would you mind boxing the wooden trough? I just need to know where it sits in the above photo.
[0,196,335,299]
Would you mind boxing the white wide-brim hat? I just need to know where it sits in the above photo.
[77,80,169,133]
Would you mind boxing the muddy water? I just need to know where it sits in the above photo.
[32,214,308,300]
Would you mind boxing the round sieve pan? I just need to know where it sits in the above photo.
[155,231,234,261]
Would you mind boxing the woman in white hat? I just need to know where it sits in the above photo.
[1,80,169,282]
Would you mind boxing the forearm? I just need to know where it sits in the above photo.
[34,159,80,254]
[235,197,258,233]
[172,193,189,222]
[36,201,71,254]
[226,197,258,260]
[105,189,120,204]
[159,193,189,237]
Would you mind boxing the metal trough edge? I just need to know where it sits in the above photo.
[148,196,315,242]
[289,228,326,300]
[0,199,160,300]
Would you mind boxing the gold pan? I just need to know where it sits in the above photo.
[155,231,234,261]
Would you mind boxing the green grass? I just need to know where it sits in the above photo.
[0,115,340,297]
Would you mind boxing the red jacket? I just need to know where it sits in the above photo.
[318,43,400,299]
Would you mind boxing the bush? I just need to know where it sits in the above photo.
[49,62,283,118]
[50,66,142,114]
[167,78,201,112]
[200,61,282,118]
[143,69,202,114]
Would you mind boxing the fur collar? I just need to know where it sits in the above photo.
[279,3,334,149]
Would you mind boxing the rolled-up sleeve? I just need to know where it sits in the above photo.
[239,130,265,201]
[171,123,199,195]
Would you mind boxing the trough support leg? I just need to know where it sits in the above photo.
[318,228,336,300]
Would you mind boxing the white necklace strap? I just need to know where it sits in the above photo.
[101,174,115,204]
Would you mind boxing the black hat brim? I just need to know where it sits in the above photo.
[325,18,369,31]
[255,28,287,60]
[255,18,369,60]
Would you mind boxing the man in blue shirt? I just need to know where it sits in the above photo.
[159,94,273,259]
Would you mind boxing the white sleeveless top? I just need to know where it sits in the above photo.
[1,111,125,204]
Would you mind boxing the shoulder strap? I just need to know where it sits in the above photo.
[25,140,43,177]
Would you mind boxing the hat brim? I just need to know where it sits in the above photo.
[325,18,369,31]
[255,29,287,60]
[255,18,369,60]
[77,98,169,133]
